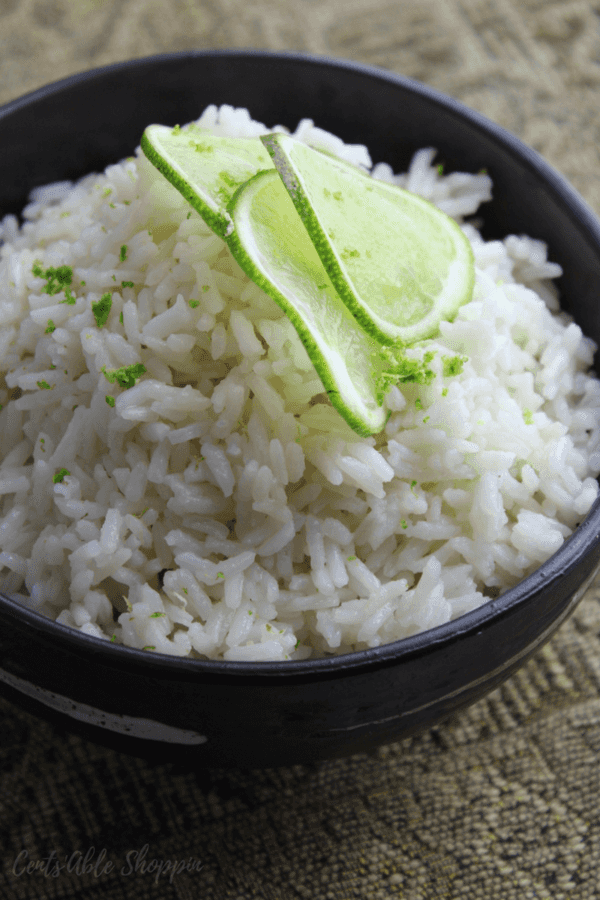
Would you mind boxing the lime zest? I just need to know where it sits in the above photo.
[92,292,112,328]
[32,263,74,297]
[101,363,146,389]
[374,347,436,404]
[442,354,467,377]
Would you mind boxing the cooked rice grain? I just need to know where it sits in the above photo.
[0,105,599,660]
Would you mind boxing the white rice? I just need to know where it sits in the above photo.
[0,104,599,661]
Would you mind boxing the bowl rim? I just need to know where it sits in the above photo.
[2,47,600,679]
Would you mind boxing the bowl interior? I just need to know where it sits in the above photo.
[1,50,600,676]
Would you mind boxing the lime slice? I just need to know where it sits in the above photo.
[261,133,475,344]
[226,170,388,436]
[141,124,274,238]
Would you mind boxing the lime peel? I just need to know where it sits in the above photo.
[226,169,387,436]
[141,122,477,435]
[261,132,475,344]
[141,125,274,238]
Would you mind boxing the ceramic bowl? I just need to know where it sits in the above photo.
[1,50,600,767]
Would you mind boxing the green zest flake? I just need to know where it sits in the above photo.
[60,287,76,305]
[149,611,166,618]
[410,480,417,493]
[80,280,86,286]
[189,299,200,308]
[523,408,534,425]
[202,285,210,292]
[347,555,357,561]
[442,355,467,377]
[120,245,128,262]
[217,572,225,579]
[295,639,300,649]
[172,124,181,135]
[142,645,156,651]
[92,292,112,327]
[33,263,73,297]
[423,416,430,423]
[442,387,448,397]
[111,634,117,642]
[121,281,134,288]
[182,588,188,595]
[401,519,408,529]
[53,468,70,483]
[102,362,147,389]
[374,347,436,404]
[415,398,423,410]
[437,163,444,175]
[45,320,56,334]
[119,311,124,324]
[37,380,52,390]
[105,395,116,407]
[187,211,192,219]
[103,187,112,197]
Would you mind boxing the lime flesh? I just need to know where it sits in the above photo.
[261,133,475,344]
[226,170,388,436]
[141,124,274,238]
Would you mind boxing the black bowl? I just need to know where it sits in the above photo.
[1,50,600,768]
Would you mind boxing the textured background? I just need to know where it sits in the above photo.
[2,1,600,898]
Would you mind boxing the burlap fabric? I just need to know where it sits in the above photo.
[2,1,600,897]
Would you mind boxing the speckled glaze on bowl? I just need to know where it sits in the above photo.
[1,50,600,768]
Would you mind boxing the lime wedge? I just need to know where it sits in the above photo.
[141,124,274,238]
[226,170,388,436]
[261,133,475,344]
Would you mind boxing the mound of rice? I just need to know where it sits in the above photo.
[0,104,598,661]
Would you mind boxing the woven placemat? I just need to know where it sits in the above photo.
[2,1,600,898]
